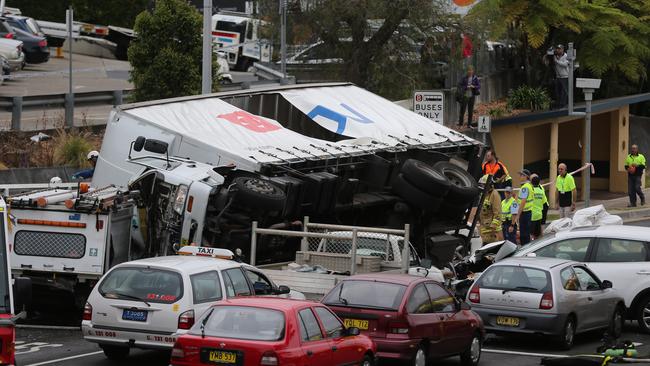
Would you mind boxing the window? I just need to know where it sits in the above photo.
[407,284,431,314]
[314,307,344,338]
[322,281,406,310]
[190,271,222,304]
[478,266,551,293]
[560,267,580,291]
[594,238,648,262]
[197,306,285,341]
[98,267,183,303]
[244,269,273,295]
[534,238,591,261]
[245,21,253,40]
[298,309,323,342]
[223,268,252,297]
[14,231,86,259]
[573,267,601,291]
[425,283,456,313]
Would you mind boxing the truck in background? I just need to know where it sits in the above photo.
[212,11,272,71]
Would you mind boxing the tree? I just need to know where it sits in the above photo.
[128,0,217,102]
[6,0,149,27]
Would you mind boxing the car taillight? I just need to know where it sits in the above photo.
[540,291,554,309]
[178,310,195,330]
[260,351,279,366]
[388,321,409,334]
[38,39,47,47]
[4,33,13,39]
[83,302,92,321]
[468,285,480,303]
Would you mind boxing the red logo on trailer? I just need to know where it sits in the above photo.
[217,111,282,133]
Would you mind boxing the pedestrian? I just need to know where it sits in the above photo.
[478,175,503,245]
[625,144,646,207]
[456,65,480,129]
[516,169,535,245]
[72,150,99,180]
[552,45,569,108]
[555,163,576,218]
[481,148,513,199]
[530,174,548,240]
[501,186,519,243]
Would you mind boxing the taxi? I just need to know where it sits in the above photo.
[82,246,304,360]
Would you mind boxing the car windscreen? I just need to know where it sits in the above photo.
[192,306,285,341]
[98,266,183,304]
[323,280,406,310]
[478,265,551,293]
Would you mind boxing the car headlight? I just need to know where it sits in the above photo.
[173,185,188,214]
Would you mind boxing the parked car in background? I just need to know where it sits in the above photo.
[171,297,376,366]
[0,38,24,71]
[504,225,650,333]
[468,257,624,349]
[0,19,16,39]
[323,273,484,366]
[6,15,44,37]
[12,27,48,63]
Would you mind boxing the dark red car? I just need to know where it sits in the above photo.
[322,274,484,366]
[170,297,376,366]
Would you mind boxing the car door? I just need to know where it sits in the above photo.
[559,266,591,331]
[297,308,333,365]
[243,268,274,295]
[586,237,649,307]
[425,282,471,356]
[532,237,594,262]
[189,271,224,318]
[314,306,362,366]
[222,267,253,298]
[573,266,614,329]
[406,283,443,354]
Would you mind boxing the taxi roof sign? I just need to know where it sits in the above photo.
[177,246,234,259]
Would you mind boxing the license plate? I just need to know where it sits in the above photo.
[201,349,239,365]
[122,309,147,322]
[343,318,369,330]
[496,316,520,327]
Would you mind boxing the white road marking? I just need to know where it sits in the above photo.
[23,351,103,366]
[15,342,63,355]
[483,348,568,358]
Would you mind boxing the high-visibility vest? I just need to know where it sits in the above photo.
[532,186,547,221]
[520,182,534,212]
[501,197,519,222]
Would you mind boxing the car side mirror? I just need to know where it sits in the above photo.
[133,136,146,152]
[346,327,361,336]
[420,258,432,269]
[275,285,290,295]
[143,139,169,154]
[601,280,613,289]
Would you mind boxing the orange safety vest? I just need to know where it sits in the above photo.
[482,161,509,178]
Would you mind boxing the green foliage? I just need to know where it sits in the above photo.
[488,106,507,119]
[6,0,148,27]
[507,86,551,111]
[53,129,93,167]
[128,0,218,102]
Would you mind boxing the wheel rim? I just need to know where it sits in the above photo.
[415,348,426,366]
[444,170,465,187]
[643,302,650,328]
[470,336,481,363]
[565,321,575,345]
[244,179,277,195]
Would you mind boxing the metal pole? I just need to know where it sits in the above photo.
[201,0,213,94]
[402,224,410,274]
[584,90,593,207]
[567,43,575,115]
[279,0,287,77]
[300,216,309,252]
[67,6,74,127]
[250,221,258,265]
[350,228,358,275]
[0,0,5,14]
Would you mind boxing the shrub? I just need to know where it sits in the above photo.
[53,129,93,167]
[507,86,551,111]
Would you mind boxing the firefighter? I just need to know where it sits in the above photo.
[478,175,503,245]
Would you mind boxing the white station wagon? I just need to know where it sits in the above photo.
[82,246,303,360]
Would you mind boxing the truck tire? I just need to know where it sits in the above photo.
[432,161,479,203]
[233,177,287,212]
[400,159,451,197]
[392,174,443,212]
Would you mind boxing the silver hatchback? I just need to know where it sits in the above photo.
[467,257,625,349]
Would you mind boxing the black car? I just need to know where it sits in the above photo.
[6,15,45,37]
[12,27,49,64]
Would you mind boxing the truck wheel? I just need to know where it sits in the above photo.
[233,177,286,212]
[433,161,479,203]
[392,174,443,212]
[400,159,451,197]
[101,345,130,360]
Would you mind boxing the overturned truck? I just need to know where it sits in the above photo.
[93,82,483,266]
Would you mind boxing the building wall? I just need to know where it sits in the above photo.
[610,106,631,193]
[491,124,524,183]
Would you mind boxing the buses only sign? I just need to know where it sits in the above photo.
[413,91,444,124]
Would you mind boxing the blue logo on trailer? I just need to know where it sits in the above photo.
[69,214,81,221]
[307,104,373,134]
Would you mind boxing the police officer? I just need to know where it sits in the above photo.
[501,186,519,243]
[530,174,548,240]
[478,175,503,245]
[516,169,535,245]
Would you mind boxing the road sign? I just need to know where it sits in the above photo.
[413,90,444,124]
[477,115,491,133]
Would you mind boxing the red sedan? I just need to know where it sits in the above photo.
[170,297,376,366]
[322,274,485,366]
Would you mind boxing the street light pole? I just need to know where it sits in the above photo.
[567,43,575,115]
[279,0,287,78]
[201,0,213,94]
[66,6,74,127]
[584,89,593,207]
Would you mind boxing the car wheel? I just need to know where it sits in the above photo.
[392,173,443,212]
[636,294,650,334]
[432,161,479,203]
[558,317,576,350]
[361,354,374,366]
[460,333,481,366]
[233,176,287,212]
[400,159,451,197]
[101,345,130,360]
[609,305,624,338]
[412,344,427,366]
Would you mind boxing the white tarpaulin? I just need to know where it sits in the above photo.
[126,97,367,166]
[277,85,476,146]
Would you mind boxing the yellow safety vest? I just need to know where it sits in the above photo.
[520,182,534,212]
